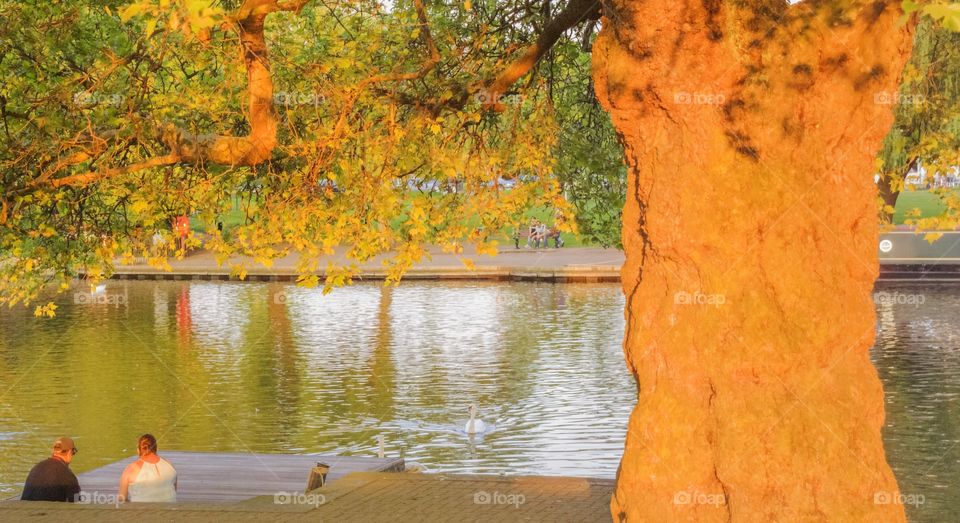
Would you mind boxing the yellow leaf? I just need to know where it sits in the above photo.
[119,3,145,22]
[145,17,157,36]
[924,232,944,244]
[33,302,57,318]
[231,264,248,280]
[297,274,320,288]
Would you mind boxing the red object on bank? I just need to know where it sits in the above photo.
[173,216,190,238]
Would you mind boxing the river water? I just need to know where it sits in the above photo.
[0,280,956,521]
[0,281,633,497]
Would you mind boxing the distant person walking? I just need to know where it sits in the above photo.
[20,436,81,502]
[535,222,548,248]
[118,434,177,502]
[525,219,539,248]
[172,215,190,252]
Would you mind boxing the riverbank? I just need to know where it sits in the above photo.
[99,242,960,284]
[104,246,625,283]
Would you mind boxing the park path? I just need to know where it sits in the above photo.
[108,246,626,281]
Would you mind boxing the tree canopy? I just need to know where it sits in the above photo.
[3,0,960,315]
[0,0,611,313]
[877,12,960,228]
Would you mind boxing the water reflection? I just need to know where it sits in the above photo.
[2,280,954,522]
[872,283,960,522]
[0,281,633,495]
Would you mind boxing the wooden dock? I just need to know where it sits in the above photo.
[74,451,404,503]
[0,473,615,521]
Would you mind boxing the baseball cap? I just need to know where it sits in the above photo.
[53,436,77,455]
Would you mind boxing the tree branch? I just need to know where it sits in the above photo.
[30,0,303,192]
[23,0,595,193]
[483,0,600,98]
[326,0,441,144]
[47,154,181,188]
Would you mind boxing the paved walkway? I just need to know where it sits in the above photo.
[98,242,952,283]
[107,246,626,282]
[0,473,615,522]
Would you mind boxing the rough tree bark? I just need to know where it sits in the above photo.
[593,1,914,520]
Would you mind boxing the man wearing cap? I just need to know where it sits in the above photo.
[20,436,81,502]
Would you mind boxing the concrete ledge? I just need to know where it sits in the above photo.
[102,264,960,284]
[878,263,960,282]
[104,267,621,284]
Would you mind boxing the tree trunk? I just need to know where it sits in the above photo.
[877,159,916,224]
[878,172,901,224]
[593,1,914,520]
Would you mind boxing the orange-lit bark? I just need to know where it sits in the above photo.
[593,1,914,520]
[161,0,281,167]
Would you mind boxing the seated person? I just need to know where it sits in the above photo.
[21,436,81,502]
[118,434,177,502]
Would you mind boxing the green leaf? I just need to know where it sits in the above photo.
[924,3,960,31]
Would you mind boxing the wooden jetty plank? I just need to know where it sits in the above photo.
[72,451,404,503]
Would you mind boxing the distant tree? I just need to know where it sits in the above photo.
[876,15,960,225]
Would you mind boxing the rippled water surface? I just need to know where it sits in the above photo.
[873,283,960,522]
[2,280,959,522]
[0,281,633,496]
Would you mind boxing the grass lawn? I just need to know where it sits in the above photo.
[186,189,957,246]
[188,206,248,232]
[893,189,960,224]
[189,199,593,248]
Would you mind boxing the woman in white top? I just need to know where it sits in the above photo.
[118,434,177,502]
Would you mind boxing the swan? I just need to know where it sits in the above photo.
[464,404,487,434]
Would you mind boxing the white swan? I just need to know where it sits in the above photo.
[464,404,487,434]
